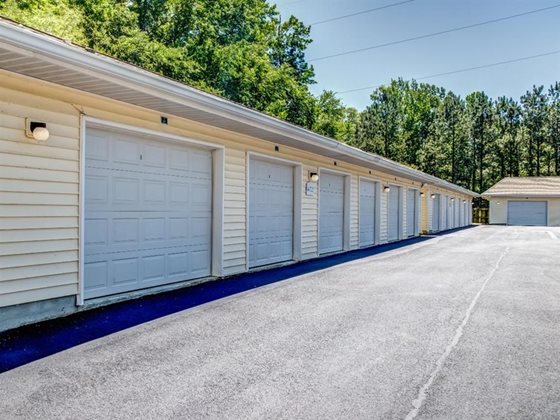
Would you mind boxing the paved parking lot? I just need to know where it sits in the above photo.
[1,226,559,419]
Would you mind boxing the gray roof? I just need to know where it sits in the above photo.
[483,177,560,197]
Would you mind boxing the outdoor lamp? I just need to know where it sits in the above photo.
[420,192,425,197]
[309,172,319,182]
[431,194,436,199]
[383,186,390,193]
[25,119,50,143]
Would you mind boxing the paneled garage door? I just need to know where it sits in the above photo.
[446,196,453,230]
[432,194,440,231]
[359,179,376,247]
[507,201,547,226]
[406,189,417,237]
[387,185,400,242]
[249,158,294,268]
[84,126,212,299]
[319,173,345,254]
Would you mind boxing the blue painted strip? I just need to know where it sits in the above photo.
[0,237,432,373]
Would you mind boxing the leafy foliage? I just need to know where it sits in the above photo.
[2,0,560,193]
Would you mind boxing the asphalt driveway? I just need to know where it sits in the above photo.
[1,226,559,419]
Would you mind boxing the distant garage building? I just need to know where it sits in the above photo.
[483,177,560,226]
[0,19,477,331]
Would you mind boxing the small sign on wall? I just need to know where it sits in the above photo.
[306,182,317,197]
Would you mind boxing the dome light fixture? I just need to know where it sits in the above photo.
[309,172,319,182]
[383,186,391,193]
[431,194,436,199]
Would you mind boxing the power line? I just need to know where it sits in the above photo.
[310,0,414,26]
[309,3,560,62]
[336,49,560,94]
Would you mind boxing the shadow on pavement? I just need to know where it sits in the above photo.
[0,226,475,373]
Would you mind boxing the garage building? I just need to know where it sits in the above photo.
[0,19,476,331]
[484,177,560,226]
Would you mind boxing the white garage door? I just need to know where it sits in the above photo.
[388,185,400,242]
[432,194,440,232]
[406,189,417,237]
[459,200,464,227]
[359,179,376,247]
[84,127,212,299]
[446,197,453,230]
[320,173,345,254]
[441,196,447,230]
[453,199,459,228]
[249,158,293,268]
[507,201,547,226]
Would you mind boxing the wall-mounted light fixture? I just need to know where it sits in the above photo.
[420,192,425,197]
[383,186,391,193]
[450,197,455,202]
[309,172,319,182]
[431,194,436,199]
[463,200,466,203]
[25,118,50,143]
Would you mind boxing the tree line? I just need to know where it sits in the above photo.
[3,0,559,193]
[321,80,560,193]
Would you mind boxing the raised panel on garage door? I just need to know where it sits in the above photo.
[406,189,417,237]
[320,173,345,254]
[507,201,547,226]
[432,194,440,231]
[84,127,212,299]
[249,158,294,268]
[359,179,376,247]
[387,185,400,242]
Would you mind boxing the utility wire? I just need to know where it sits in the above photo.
[310,0,414,26]
[309,3,560,62]
[336,49,560,94]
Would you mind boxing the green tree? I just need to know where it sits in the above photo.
[494,97,522,178]
[357,82,403,159]
[466,92,493,192]
[547,82,560,175]
[521,85,548,176]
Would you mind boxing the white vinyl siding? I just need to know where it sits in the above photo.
[301,165,318,260]
[0,85,80,307]
[222,148,246,275]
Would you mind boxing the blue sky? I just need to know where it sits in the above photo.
[274,0,560,110]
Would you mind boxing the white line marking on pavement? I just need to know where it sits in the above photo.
[404,246,511,420]
[547,231,558,240]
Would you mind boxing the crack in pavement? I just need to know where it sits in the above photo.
[404,245,511,420]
